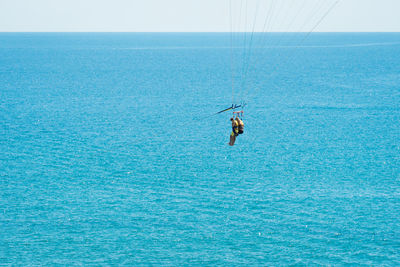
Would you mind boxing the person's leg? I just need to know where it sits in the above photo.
[231,134,236,146]
[229,132,234,146]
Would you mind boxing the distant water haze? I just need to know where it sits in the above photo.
[0,0,400,32]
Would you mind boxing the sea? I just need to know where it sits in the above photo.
[1,33,400,265]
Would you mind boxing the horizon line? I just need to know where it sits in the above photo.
[1,31,400,34]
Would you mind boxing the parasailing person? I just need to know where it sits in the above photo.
[236,115,244,135]
[229,117,239,146]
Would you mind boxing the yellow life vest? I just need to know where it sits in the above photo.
[232,120,239,134]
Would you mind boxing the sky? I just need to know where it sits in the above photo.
[0,0,399,32]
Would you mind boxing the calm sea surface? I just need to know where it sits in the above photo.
[1,33,400,265]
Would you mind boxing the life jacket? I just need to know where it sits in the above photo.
[232,120,239,134]
[238,120,244,131]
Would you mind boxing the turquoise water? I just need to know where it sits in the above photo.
[1,33,400,265]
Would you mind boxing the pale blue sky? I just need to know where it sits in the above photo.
[0,0,399,32]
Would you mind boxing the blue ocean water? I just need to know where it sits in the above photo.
[1,33,400,265]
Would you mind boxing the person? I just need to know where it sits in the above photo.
[229,117,239,146]
[236,116,244,135]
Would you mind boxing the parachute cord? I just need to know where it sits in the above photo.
[238,0,274,106]
[239,0,248,105]
[241,0,287,101]
[245,0,341,103]
[300,1,341,44]
[260,0,286,48]
[251,0,278,70]
[261,0,325,60]
[241,0,261,105]
[243,0,300,95]
[229,0,235,105]
[263,0,307,52]
[255,0,277,58]
[267,0,341,79]
[234,0,245,105]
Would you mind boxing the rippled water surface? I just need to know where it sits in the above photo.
[1,33,400,265]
